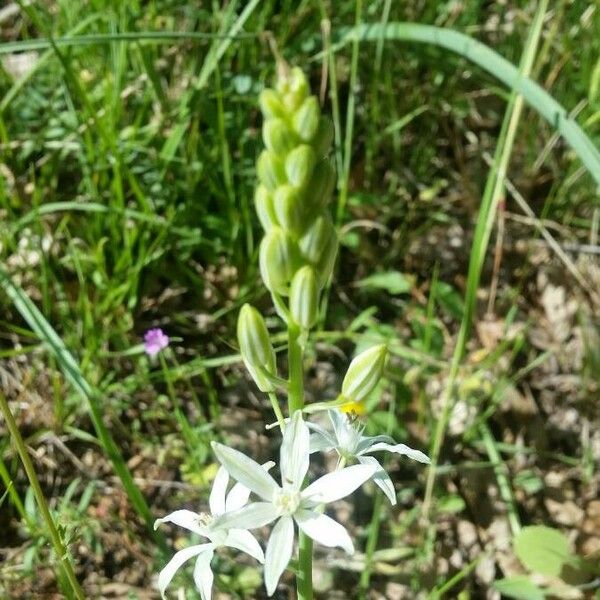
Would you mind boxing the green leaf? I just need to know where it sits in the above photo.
[493,576,546,600]
[514,526,573,577]
[356,271,414,295]
[436,494,465,514]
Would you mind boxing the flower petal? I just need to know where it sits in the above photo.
[226,528,265,563]
[154,509,206,537]
[212,442,279,501]
[193,545,215,600]
[309,431,335,454]
[264,516,294,596]
[295,509,353,554]
[157,543,213,599]
[358,455,396,505]
[212,502,279,531]
[280,411,310,490]
[301,463,377,504]
[226,461,276,513]
[367,442,431,464]
[209,467,229,516]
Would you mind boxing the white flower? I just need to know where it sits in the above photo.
[154,465,268,600]
[211,411,377,596]
[308,410,430,505]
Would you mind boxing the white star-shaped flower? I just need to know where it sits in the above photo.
[154,464,268,599]
[308,410,430,505]
[211,411,377,596]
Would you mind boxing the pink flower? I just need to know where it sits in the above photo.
[144,328,169,357]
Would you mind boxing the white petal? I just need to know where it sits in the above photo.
[367,442,431,464]
[301,463,377,504]
[264,516,294,596]
[212,502,279,531]
[280,411,310,490]
[309,432,335,454]
[209,467,229,516]
[193,545,215,600]
[154,509,206,537]
[226,461,276,512]
[358,455,396,505]
[226,528,265,563]
[295,509,353,554]
[212,442,279,500]
[157,543,213,599]
[355,434,395,454]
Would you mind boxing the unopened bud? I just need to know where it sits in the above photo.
[259,89,286,119]
[312,117,334,157]
[259,227,299,295]
[299,213,335,264]
[341,344,388,403]
[315,230,338,287]
[293,96,320,142]
[257,150,286,191]
[289,266,319,329]
[263,118,295,155]
[279,67,309,111]
[274,185,305,235]
[254,185,278,231]
[237,304,276,392]
[285,144,316,189]
[305,159,336,217]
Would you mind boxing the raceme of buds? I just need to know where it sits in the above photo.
[289,266,318,330]
[255,66,338,298]
[341,344,388,405]
[237,304,277,392]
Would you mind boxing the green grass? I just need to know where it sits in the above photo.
[1,0,598,597]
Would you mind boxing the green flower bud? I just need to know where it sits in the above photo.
[299,213,335,264]
[237,304,277,392]
[289,266,319,329]
[312,117,334,157]
[263,118,295,155]
[285,144,316,189]
[254,185,278,231]
[341,344,388,403]
[237,304,275,369]
[259,89,286,119]
[257,150,286,191]
[259,227,299,295]
[305,159,336,217]
[293,96,320,142]
[279,67,309,111]
[315,229,338,287]
[273,185,305,235]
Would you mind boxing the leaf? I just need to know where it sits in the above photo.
[356,271,414,295]
[436,494,465,514]
[514,526,573,578]
[493,576,546,600]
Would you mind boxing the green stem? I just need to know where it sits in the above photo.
[0,392,86,600]
[286,323,312,599]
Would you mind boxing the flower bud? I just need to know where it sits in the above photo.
[257,150,286,191]
[279,67,309,111]
[259,89,286,119]
[299,213,335,264]
[259,227,299,295]
[305,159,336,217]
[315,230,338,287]
[263,118,295,155]
[237,304,275,370]
[289,266,319,329]
[285,144,316,189]
[237,305,277,393]
[312,117,334,157]
[274,185,305,235]
[293,96,320,142]
[254,185,278,231]
[341,344,388,403]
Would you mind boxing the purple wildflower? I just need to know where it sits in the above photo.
[144,328,169,357]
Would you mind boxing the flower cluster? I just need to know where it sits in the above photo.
[156,409,428,598]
